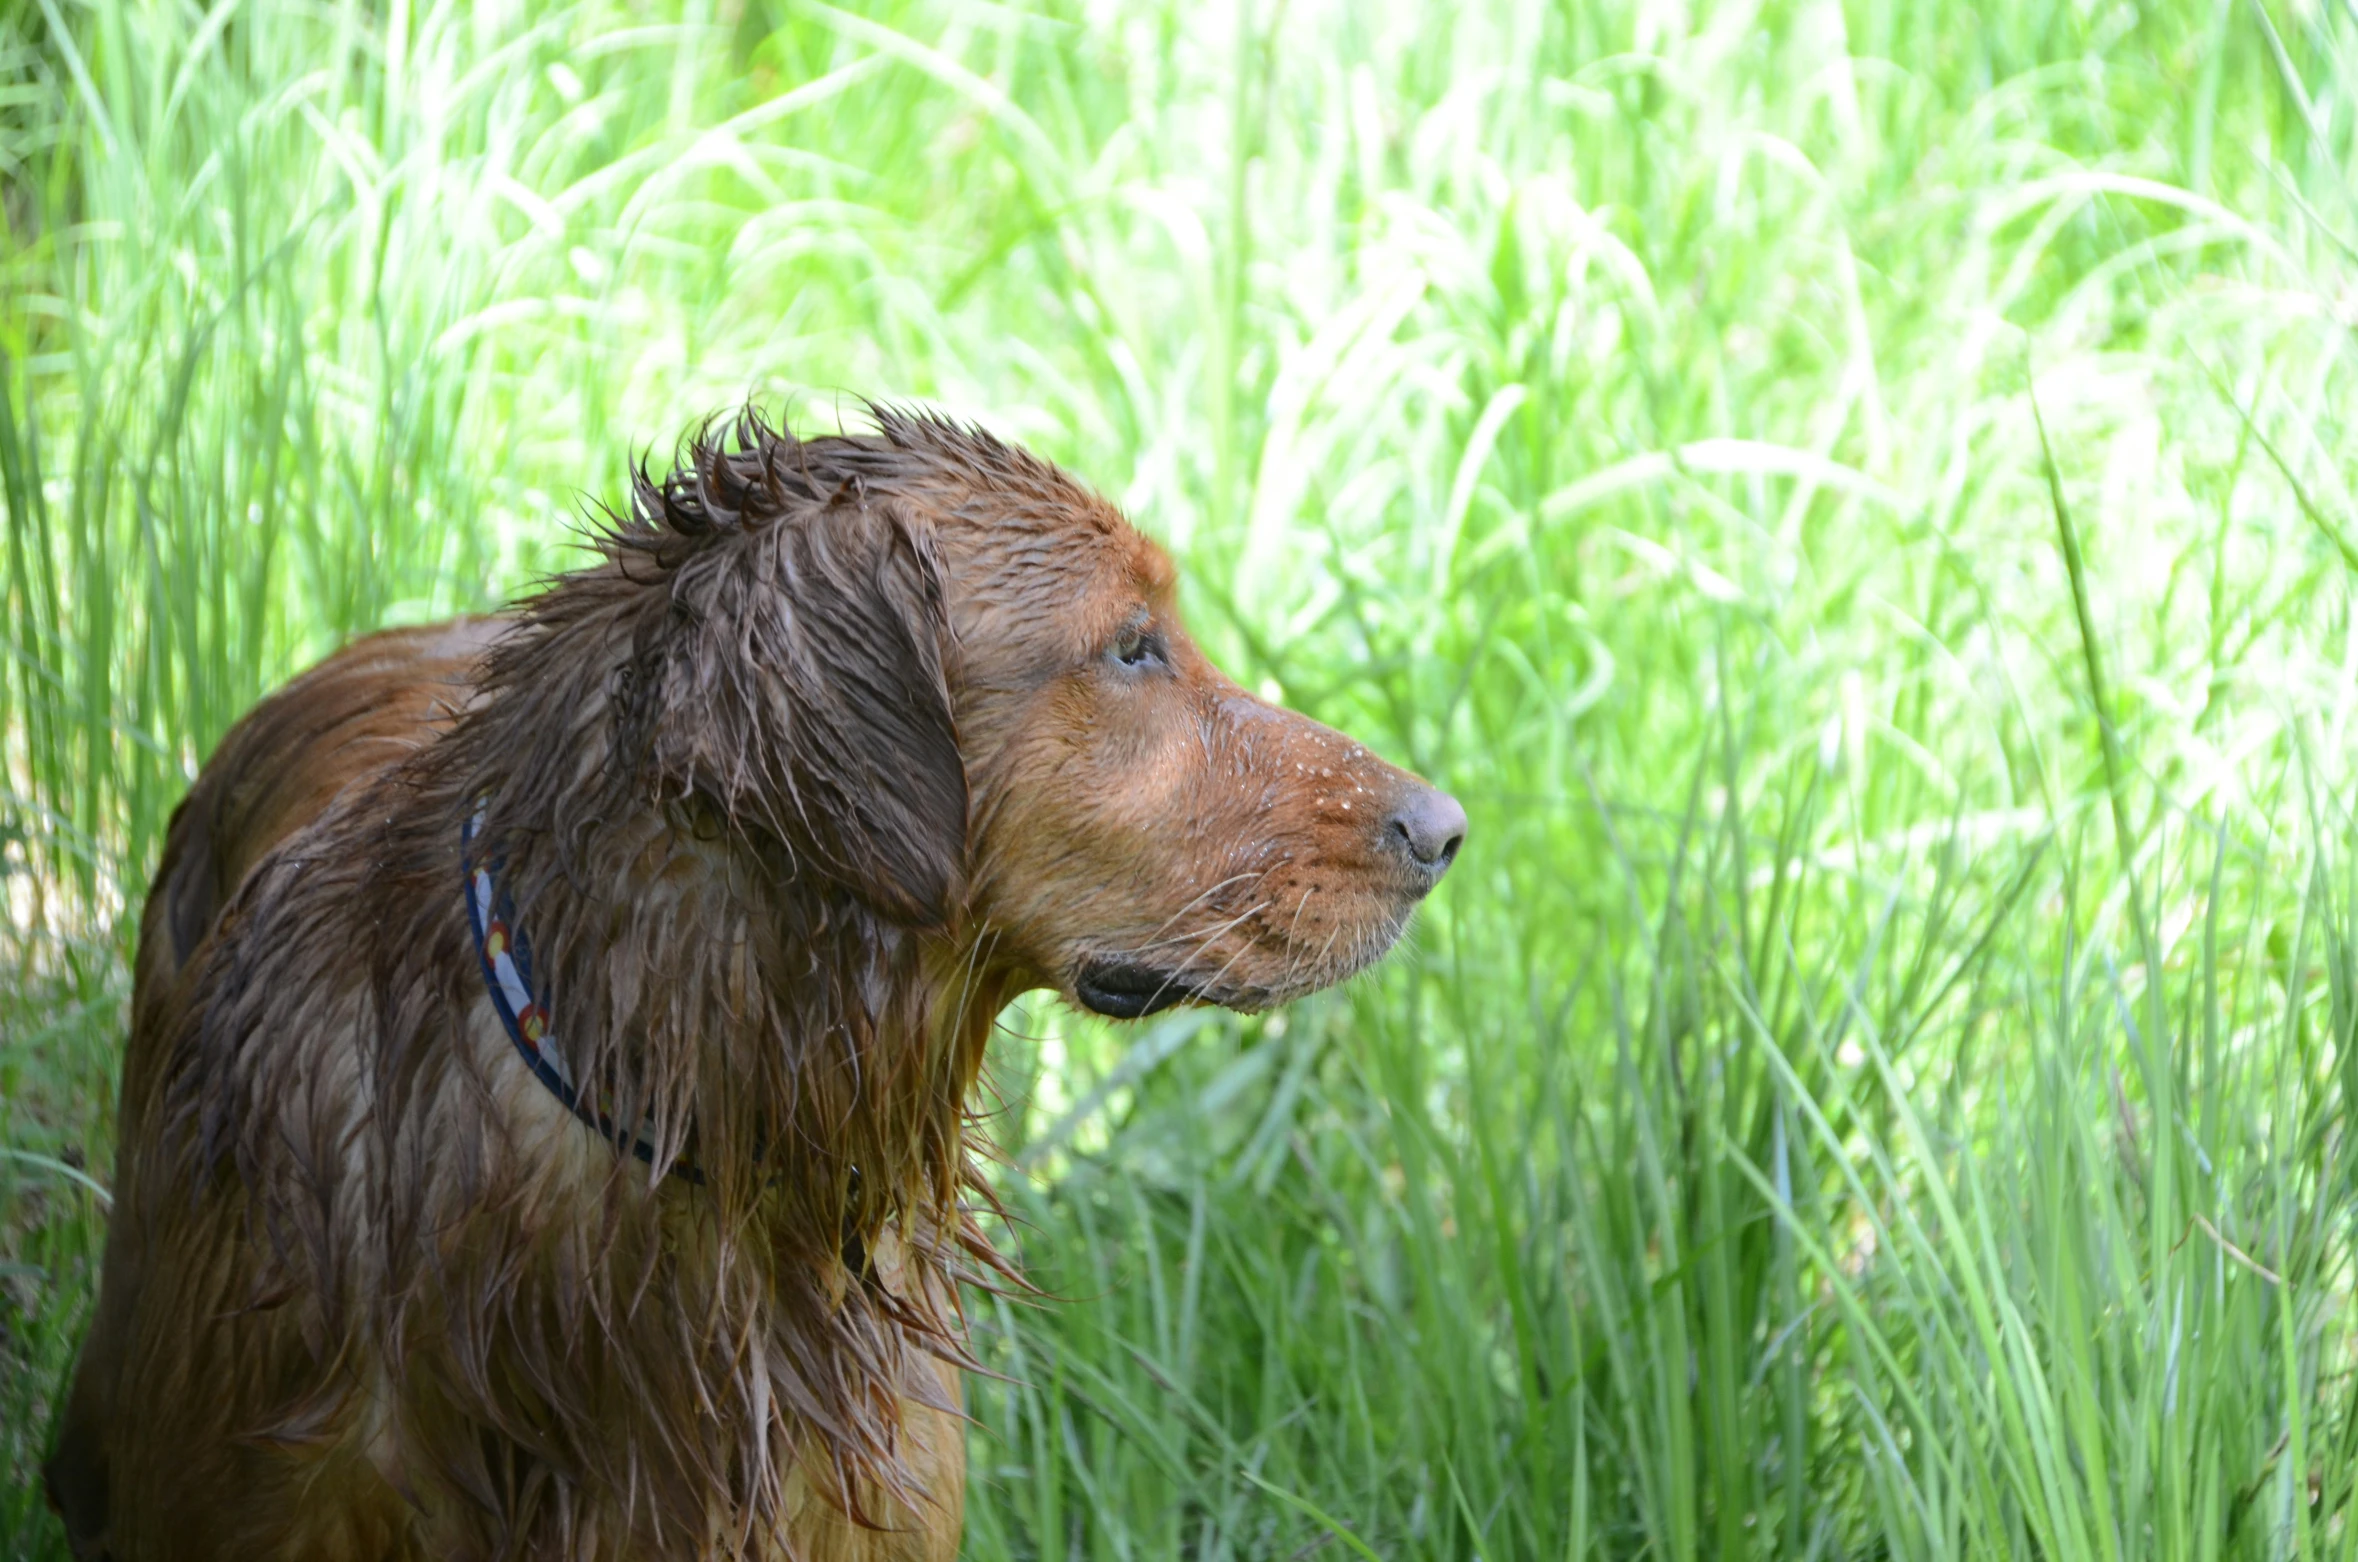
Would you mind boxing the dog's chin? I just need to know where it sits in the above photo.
[1071,960,1212,1020]
[1069,904,1420,1020]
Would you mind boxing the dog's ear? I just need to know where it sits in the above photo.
[642,494,967,925]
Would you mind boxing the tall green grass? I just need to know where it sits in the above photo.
[8,0,2358,1555]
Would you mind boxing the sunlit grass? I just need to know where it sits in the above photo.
[7,0,2358,1556]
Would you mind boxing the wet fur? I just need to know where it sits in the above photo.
[47,408,1454,1560]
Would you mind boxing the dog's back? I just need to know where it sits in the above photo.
[45,619,504,1560]
[137,620,508,989]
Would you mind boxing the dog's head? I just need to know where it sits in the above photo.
[615,408,1463,1019]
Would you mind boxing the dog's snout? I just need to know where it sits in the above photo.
[1384,784,1466,884]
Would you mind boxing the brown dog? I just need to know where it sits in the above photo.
[44,409,1464,1561]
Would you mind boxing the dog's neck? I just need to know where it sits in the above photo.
[418,635,1011,1516]
[438,600,1010,1220]
[457,714,988,1205]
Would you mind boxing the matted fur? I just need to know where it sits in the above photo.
[47,407,1464,1561]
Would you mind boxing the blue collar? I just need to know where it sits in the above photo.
[462,810,702,1185]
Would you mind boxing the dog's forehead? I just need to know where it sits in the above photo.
[943,487,1176,647]
[1041,512,1174,636]
[1124,525,1177,603]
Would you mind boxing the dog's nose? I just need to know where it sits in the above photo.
[1383,784,1466,885]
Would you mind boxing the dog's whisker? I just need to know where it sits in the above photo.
[1113,898,1276,958]
[1127,902,1275,1009]
[1127,870,1272,946]
[1108,900,1271,969]
[1197,923,1275,1006]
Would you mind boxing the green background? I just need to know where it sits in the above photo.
[6,0,2358,1556]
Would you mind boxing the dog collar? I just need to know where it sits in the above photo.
[462,809,703,1185]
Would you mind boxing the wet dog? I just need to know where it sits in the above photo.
[46,408,1464,1560]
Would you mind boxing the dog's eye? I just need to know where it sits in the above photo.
[1109,621,1165,671]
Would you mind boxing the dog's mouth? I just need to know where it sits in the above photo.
[1072,959,1208,1020]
